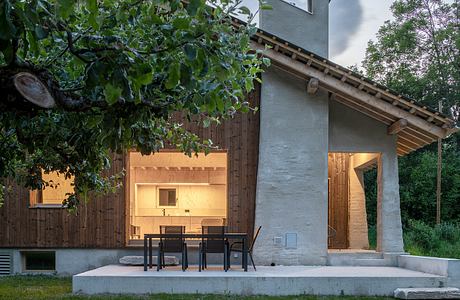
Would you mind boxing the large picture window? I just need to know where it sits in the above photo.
[129,151,228,239]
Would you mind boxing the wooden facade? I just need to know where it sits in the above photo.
[0,86,260,249]
[0,154,127,248]
[328,153,350,249]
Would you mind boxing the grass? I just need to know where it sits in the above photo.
[0,276,394,300]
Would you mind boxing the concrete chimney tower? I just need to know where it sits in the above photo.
[259,0,329,58]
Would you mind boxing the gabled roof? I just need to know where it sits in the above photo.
[243,21,458,155]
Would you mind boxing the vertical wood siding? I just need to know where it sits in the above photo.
[0,85,260,248]
[0,154,126,248]
[328,153,349,249]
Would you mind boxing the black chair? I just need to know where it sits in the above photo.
[229,226,261,271]
[199,226,229,272]
[157,226,188,271]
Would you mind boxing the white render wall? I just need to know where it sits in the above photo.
[253,66,329,265]
[348,154,373,249]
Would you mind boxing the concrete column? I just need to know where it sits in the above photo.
[376,151,404,253]
[253,66,329,265]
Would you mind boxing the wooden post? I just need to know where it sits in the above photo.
[436,101,442,224]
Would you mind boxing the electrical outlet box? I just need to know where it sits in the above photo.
[273,236,283,246]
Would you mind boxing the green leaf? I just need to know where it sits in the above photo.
[149,14,162,25]
[26,31,39,57]
[245,77,254,92]
[0,0,17,40]
[260,4,272,10]
[216,97,224,112]
[184,44,196,60]
[34,26,48,40]
[134,65,153,86]
[57,0,75,19]
[165,63,180,89]
[0,39,13,63]
[87,0,100,29]
[104,83,122,105]
[180,63,192,88]
[202,118,211,128]
[238,6,251,15]
[262,57,271,67]
[187,0,202,16]
[207,93,217,112]
[87,115,104,128]
[172,17,190,30]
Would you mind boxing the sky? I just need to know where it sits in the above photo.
[329,0,394,67]
[238,0,395,67]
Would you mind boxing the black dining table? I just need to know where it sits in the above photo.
[143,233,248,272]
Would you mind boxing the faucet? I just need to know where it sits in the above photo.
[162,209,165,216]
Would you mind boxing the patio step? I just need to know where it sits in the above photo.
[394,287,460,299]
[327,252,394,266]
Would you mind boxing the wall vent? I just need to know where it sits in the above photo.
[0,252,12,275]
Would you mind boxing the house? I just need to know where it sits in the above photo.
[0,0,457,277]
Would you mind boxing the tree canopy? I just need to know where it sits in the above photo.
[363,0,459,120]
[363,0,460,225]
[0,0,269,210]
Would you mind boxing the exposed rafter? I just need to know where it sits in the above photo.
[388,119,409,135]
[245,26,459,155]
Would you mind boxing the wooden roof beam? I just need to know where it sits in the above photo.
[388,119,408,135]
[307,78,319,95]
[251,41,449,139]
[252,33,453,127]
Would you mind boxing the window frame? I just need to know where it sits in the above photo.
[281,0,313,14]
[157,187,178,208]
[29,171,74,209]
[21,251,56,273]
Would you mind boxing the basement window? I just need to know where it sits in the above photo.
[22,251,56,272]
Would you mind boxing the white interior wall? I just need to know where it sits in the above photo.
[135,184,226,216]
[347,153,379,249]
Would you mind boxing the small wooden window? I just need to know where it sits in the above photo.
[30,171,74,208]
[158,188,177,207]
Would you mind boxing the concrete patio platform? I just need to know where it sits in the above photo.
[73,265,447,296]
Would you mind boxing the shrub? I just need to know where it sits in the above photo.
[403,220,460,258]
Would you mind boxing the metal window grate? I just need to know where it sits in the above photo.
[0,253,12,275]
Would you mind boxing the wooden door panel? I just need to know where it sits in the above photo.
[328,153,349,249]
